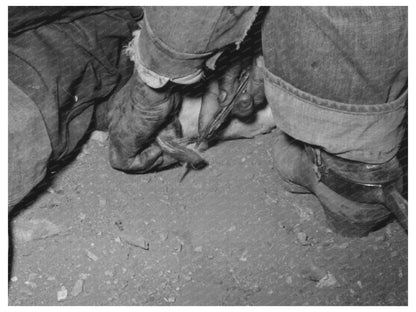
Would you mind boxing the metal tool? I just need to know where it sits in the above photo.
[195,71,250,148]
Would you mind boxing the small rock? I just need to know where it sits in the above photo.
[24,281,37,288]
[295,206,314,222]
[47,276,56,281]
[316,272,338,288]
[398,267,404,278]
[391,250,399,257]
[57,286,68,301]
[71,279,84,297]
[182,275,192,282]
[86,249,99,261]
[104,270,114,277]
[285,276,293,284]
[194,246,203,253]
[119,233,149,250]
[336,242,349,249]
[90,131,108,143]
[357,280,363,289]
[239,249,249,262]
[11,276,18,282]
[375,234,387,242]
[159,232,168,241]
[302,264,327,282]
[115,236,122,244]
[297,232,311,246]
[78,213,86,221]
[385,225,393,238]
[164,295,176,303]
[99,198,107,207]
[227,225,236,232]
[79,273,90,280]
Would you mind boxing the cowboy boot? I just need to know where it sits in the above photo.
[272,129,405,237]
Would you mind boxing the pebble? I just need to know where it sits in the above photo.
[57,286,68,301]
[119,233,149,250]
[357,280,363,289]
[391,250,399,257]
[194,246,203,253]
[182,275,192,282]
[302,263,327,282]
[159,232,168,241]
[239,249,249,262]
[336,242,349,249]
[227,225,236,232]
[375,234,386,242]
[71,279,84,297]
[99,198,107,207]
[297,232,311,246]
[86,249,99,261]
[11,276,18,282]
[165,295,176,303]
[398,267,404,278]
[316,272,338,288]
[285,276,293,284]
[295,206,314,222]
[78,213,86,221]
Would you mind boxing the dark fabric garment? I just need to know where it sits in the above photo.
[8,6,143,36]
[262,6,408,104]
[8,7,139,160]
[9,79,52,207]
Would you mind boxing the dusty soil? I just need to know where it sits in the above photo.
[8,130,408,306]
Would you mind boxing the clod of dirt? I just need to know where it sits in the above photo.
[57,286,68,301]
[119,233,149,250]
[316,272,338,288]
[13,219,61,242]
[71,279,84,297]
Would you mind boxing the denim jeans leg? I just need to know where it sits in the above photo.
[261,6,408,164]
[129,6,259,88]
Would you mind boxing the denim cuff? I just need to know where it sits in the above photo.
[263,67,407,164]
[130,7,259,88]
[126,29,207,88]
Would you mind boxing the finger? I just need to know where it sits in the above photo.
[199,79,221,136]
[247,56,265,106]
[218,62,242,106]
[129,144,163,173]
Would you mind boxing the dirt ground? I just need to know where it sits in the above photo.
[8,130,408,306]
